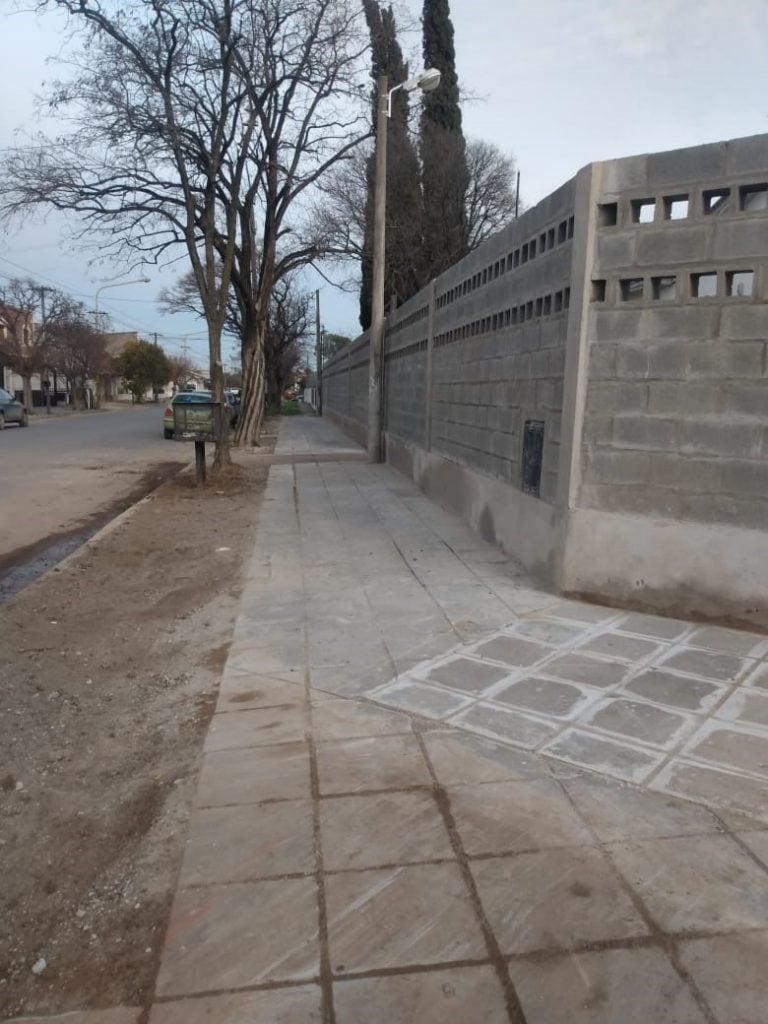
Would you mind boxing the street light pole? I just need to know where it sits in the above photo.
[367,74,389,463]
[367,68,441,464]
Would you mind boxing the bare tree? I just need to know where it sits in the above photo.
[166,355,196,392]
[265,282,311,411]
[464,139,519,250]
[160,264,309,412]
[49,307,109,409]
[0,278,69,409]
[1,0,368,457]
[315,136,518,299]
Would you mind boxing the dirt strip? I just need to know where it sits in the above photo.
[0,445,273,1020]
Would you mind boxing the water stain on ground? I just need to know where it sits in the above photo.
[0,462,183,604]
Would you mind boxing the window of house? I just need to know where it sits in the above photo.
[591,280,607,302]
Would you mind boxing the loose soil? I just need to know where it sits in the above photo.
[0,440,275,1020]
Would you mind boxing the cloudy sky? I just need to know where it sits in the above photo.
[0,0,766,367]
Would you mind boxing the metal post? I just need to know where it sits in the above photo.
[515,170,521,220]
[315,289,322,416]
[39,286,52,415]
[195,440,207,485]
[367,73,388,463]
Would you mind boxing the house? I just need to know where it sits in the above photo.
[0,303,67,406]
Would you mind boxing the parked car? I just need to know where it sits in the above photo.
[0,388,29,430]
[163,390,238,439]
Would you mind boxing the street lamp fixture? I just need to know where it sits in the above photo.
[367,68,441,463]
[386,67,442,116]
[94,274,151,330]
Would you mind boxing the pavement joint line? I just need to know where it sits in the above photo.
[414,732,530,1024]
[150,975,324,1004]
[555,775,721,1024]
[214,701,304,715]
[318,783,435,800]
[688,816,768,879]
[329,955,494,982]
[294,462,337,1024]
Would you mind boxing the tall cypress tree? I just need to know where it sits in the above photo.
[359,1,423,330]
[420,0,469,282]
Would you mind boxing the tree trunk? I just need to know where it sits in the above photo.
[208,323,231,471]
[22,375,33,411]
[233,334,266,446]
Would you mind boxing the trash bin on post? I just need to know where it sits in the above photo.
[172,400,224,484]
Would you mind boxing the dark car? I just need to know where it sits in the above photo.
[0,388,29,430]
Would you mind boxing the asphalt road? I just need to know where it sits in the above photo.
[0,404,184,564]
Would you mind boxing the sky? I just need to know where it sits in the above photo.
[1,0,767,369]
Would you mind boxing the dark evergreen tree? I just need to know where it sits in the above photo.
[359,1,423,330]
[420,0,469,282]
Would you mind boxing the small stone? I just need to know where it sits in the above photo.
[76,909,86,919]
[31,958,47,976]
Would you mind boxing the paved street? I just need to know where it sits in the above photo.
[0,404,182,563]
[10,415,767,1024]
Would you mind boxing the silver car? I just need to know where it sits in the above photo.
[0,387,28,429]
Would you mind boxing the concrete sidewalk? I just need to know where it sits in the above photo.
[26,415,767,1023]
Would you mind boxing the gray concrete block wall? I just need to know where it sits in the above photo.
[323,133,768,621]
[323,176,578,507]
[581,134,768,532]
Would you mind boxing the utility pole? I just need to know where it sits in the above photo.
[315,289,322,416]
[39,285,54,415]
[515,170,521,220]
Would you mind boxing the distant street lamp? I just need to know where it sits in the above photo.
[93,274,151,332]
[367,68,441,463]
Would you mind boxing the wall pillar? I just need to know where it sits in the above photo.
[424,280,436,452]
[553,163,602,587]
